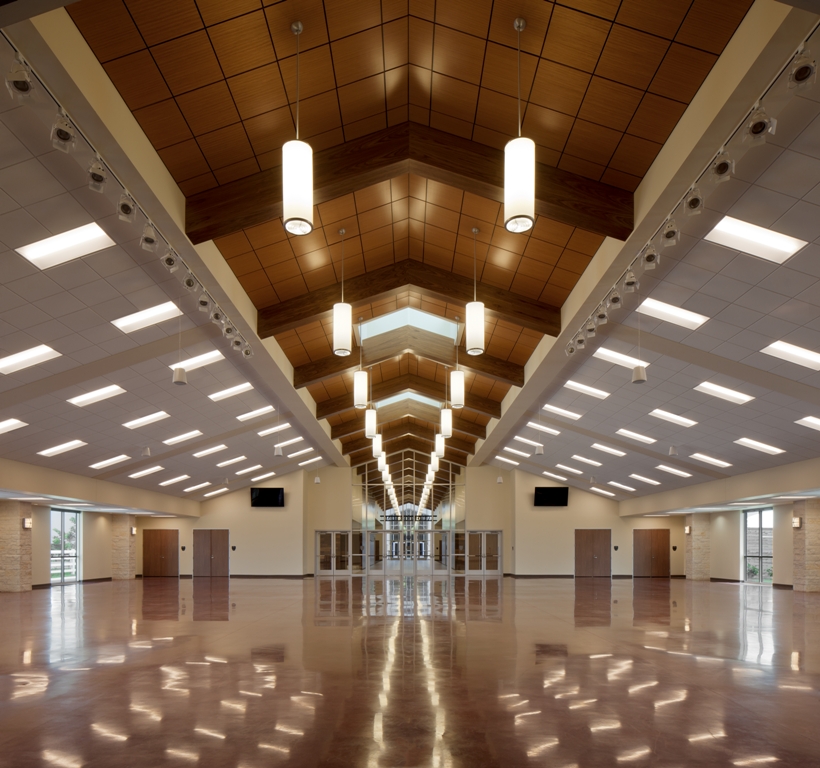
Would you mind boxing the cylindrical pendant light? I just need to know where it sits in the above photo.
[372,434,382,458]
[430,452,439,472]
[365,407,377,438]
[378,452,386,471]
[504,18,534,234]
[354,370,368,409]
[333,228,351,356]
[440,407,452,438]
[451,344,465,408]
[282,22,313,236]
[466,227,485,356]
[435,433,445,457]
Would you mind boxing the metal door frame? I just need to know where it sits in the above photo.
[465,530,503,576]
[315,530,352,576]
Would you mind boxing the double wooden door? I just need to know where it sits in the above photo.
[143,530,179,577]
[633,529,670,577]
[193,529,230,577]
[575,529,611,577]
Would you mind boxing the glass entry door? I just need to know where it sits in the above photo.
[51,509,79,584]
[316,531,352,576]
[744,509,773,584]
[466,531,502,576]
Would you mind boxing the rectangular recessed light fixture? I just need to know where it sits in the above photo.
[564,380,610,399]
[129,466,164,478]
[694,381,753,404]
[526,421,560,436]
[514,436,543,448]
[796,416,820,432]
[209,382,253,401]
[89,454,130,470]
[236,465,263,475]
[704,215,807,264]
[163,430,202,445]
[112,301,182,333]
[38,439,87,457]
[0,344,61,374]
[496,455,519,466]
[16,222,116,269]
[67,385,126,407]
[275,436,303,448]
[193,444,227,457]
[251,472,276,482]
[608,481,635,491]
[572,455,601,466]
[237,406,274,422]
[591,487,615,497]
[690,453,732,468]
[159,475,190,486]
[543,404,581,420]
[299,456,321,466]
[543,471,567,481]
[258,423,292,437]
[0,418,28,435]
[217,456,246,467]
[636,298,709,330]
[656,465,692,478]
[593,348,649,369]
[123,411,169,429]
[616,429,656,444]
[204,487,229,497]
[650,409,697,427]
[591,443,625,457]
[556,464,582,475]
[184,482,211,492]
[761,340,820,370]
[505,446,531,457]
[630,474,660,486]
[169,350,224,372]
[289,447,314,458]
[734,437,784,455]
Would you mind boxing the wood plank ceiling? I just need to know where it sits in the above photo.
[68,0,753,501]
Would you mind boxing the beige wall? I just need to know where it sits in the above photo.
[709,512,741,581]
[81,512,112,581]
[31,505,51,586]
[465,467,513,571]
[303,467,356,573]
[773,504,794,587]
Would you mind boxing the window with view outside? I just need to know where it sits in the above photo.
[51,509,79,584]
[744,509,773,584]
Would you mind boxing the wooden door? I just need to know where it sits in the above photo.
[593,530,611,577]
[143,529,179,577]
[633,530,653,577]
[651,529,670,577]
[161,530,179,576]
[193,529,211,577]
[210,530,230,577]
[575,529,594,577]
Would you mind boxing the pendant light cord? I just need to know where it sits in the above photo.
[472,227,478,302]
[339,228,345,302]
[517,24,522,138]
[295,27,300,141]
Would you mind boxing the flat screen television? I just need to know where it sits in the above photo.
[534,486,568,507]
[250,488,285,507]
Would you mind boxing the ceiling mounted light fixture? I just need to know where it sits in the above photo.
[466,227,485,355]
[372,434,382,458]
[354,320,368,408]
[282,21,313,236]
[365,367,377,438]
[435,433,445,458]
[504,18,534,233]
[451,343,465,409]
[333,228,352,356]
[441,369,453,438]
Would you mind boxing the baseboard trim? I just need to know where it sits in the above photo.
[773,583,793,589]
[32,583,51,590]
[135,574,142,579]
[180,574,192,579]
[81,577,112,584]
[710,577,741,583]
[511,574,574,579]
[671,574,686,579]
[612,574,633,579]
[230,574,307,579]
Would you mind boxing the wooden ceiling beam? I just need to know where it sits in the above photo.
[259,259,559,338]
[330,410,486,441]
[342,428,473,457]
[186,122,633,245]
[350,441,465,469]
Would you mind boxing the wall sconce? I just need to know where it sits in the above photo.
[793,517,802,529]
[22,518,32,529]
[130,526,136,535]
[684,526,691,534]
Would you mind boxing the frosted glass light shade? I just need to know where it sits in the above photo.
[378,452,386,471]
[504,136,535,233]
[435,434,445,457]
[365,408,377,438]
[440,407,452,438]
[450,369,465,408]
[333,302,352,356]
[372,434,382,458]
[465,301,484,356]
[430,452,439,472]
[282,140,313,235]
[353,369,368,409]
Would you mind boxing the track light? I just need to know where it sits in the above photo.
[595,305,608,325]
[241,343,253,359]
[623,270,638,293]
[182,272,200,292]
[585,320,596,338]
[141,224,158,252]
[684,187,703,216]
[88,160,107,193]
[632,365,647,384]
[608,290,622,309]
[230,337,243,351]
[197,293,211,312]
[790,51,816,91]
[642,247,658,270]
[209,307,225,325]
[575,335,586,349]
[173,367,188,386]
[745,107,776,145]
[118,194,136,223]
[661,220,679,248]
[222,322,237,339]
[160,249,179,273]
[5,60,32,99]
[709,150,734,184]
[565,342,576,357]
[51,115,75,153]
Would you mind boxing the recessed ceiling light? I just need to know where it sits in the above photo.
[543,471,566,481]
[761,340,820,370]
[89,454,130,470]
[258,423,292,437]
[608,481,635,491]
[690,453,732,468]
[251,472,276,482]
[0,418,28,435]
[299,456,322,466]
[217,456,246,467]
[289,447,314,458]
[704,215,807,264]
[209,382,254,401]
[168,350,224,372]
[38,440,87,457]
[593,348,649,369]
[112,301,182,333]
[572,455,601,466]
[7,496,51,502]
[184,482,211,492]
[556,464,582,475]
[543,404,581,420]
[123,411,170,429]
[591,487,615,497]
[616,429,656,444]
[275,436,303,448]
[527,421,560,436]
[496,455,519,466]
[772,496,812,500]
[204,487,229,497]
[564,380,610,399]
[163,430,202,445]
[734,437,784,455]
[129,466,163,478]
[504,446,531,457]
[237,405,275,422]
[650,409,697,427]
[15,222,116,269]
[796,416,820,432]
[193,444,227,457]
[159,475,190,486]
[630,474,660,486]
[236,464,263,475]
[656,465,691,478]
[591,443,625,457]
[637,298,709,330]
[0,344,61,374]
[67,385,126,407]
[514,436,543,448]
[694,381,753,404]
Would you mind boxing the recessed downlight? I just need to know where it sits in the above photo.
[67,385,126,407]
[0,345,61,374]
[616,429,656,444]
[112,301,182,333]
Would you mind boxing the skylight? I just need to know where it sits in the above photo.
[543,404,581,420]
[694,381,753,404]
[564,380,610,399]
[636,298,709,330]
[650,409,697,427]
[360,307,458,343]
[616,429,656,444]
[761,340,820,370]
[112,301,182,333]
[593,348,649,369]
[704,215,807,264]
[0,345,61,374]
[376,392,441,409]
[16,222,115,269]
[67,385,126,407]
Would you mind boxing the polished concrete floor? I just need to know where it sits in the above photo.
[1,577,819,767]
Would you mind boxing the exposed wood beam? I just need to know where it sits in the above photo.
[260,259,559,338]
[350,440,465,468]
[186,122,633,245]
[342,429,474,457]
[315,373,500,420]
[330,410,486,441]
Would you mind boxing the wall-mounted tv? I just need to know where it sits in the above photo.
[250,488,285,507]
[534,486,568,507]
